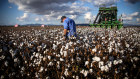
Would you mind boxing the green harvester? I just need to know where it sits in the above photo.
[90,7,123,29]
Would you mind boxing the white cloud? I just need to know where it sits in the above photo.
[130,12,139,17]
[35,17,45,21]
[122,12,139,21]
[70,15,77,19]
[136,18,140,22]
[35,18,39,21]
[9,0,90,21]
[84,12,92,20]
[84,12,96,23]
[57,16,62,20]
[82,0,119,6]
[16,13,28,21]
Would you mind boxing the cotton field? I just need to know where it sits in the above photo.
[0,26,140,79]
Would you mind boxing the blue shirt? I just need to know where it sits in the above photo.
[63,18,76,37]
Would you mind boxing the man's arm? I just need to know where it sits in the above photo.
[64,29,67,36]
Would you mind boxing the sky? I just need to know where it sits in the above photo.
[0,0,140,25]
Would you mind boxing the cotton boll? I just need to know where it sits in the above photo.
[85,61,89,66]
[14,58,18,63]
[60,58,64,61]
[98,61,104,68]
[109,47,112,53]
[35,53,39,58]
[0,49,2,52]
[133,57,139,61]
[39,66,44,72]
[80,69,85,74]
[83,70,89,77]
[76,76,79,79]
[48,62,53,66]
[107,61,112,68]
[104,65,109,72]
[89,69,93,73]
[97,77,101,79]
[43,57,46,61]
[4,61,8,66]
[48,56,51,60]
[113,60,118,65]
[125,43,129,48]
[65,43,69,50]
[92,56,100,62]
[63,51,67,57]
[0,55,5,60]
[25,61,27,64]
[118,59,123,64]
[64,69,69,77]
[1,75,4,79]
[101,66,105,71]
[92,48,97,52]
[53,44,57,50]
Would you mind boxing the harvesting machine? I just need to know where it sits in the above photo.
[90,6,123,29]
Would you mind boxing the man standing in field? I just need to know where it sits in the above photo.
[61,16,77,40]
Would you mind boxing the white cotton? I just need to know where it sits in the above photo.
[133,57,139,61]
[113,60,118,65]
[1,75,4,79]
[4,61,8,66]
[39,66,44,72]
[109,47,112,53]
[92,56,100,62]
[64,69,69,76]
[69,41,73,46]
[63,51,67,57]
[104,65,109,72]
[35,53,39,57]
[60,58,64,61]
[48,56,51,60]
[126,43,129,48]
[85,61,89,66]
[48,62,53,66]
[97,77,101,79]
[118,59,123,64]
[25,61,27,64]
[101,66,105,71]
[89,69,93,73]
[53,44,57,50]
[21,67,25,71]
[83,70,89,77]
[98,61,104,68]
[43,57,46,61]
[0,55,5,60]
[65,43,69,49]
[0,49,2,52]
[14,58,18,63]
[107,61,112,68]
[45,68,47,71]
[92,48,97,52]
[117,43,121,46]
[76,76,79,79]
[124,77,128,79]
[80,69,85,74]
[71,58,74,63]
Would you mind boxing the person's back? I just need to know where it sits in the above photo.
[61,16,76,40]
[63,18,76,37]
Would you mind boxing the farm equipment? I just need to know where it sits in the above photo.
[90,7,123,29]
